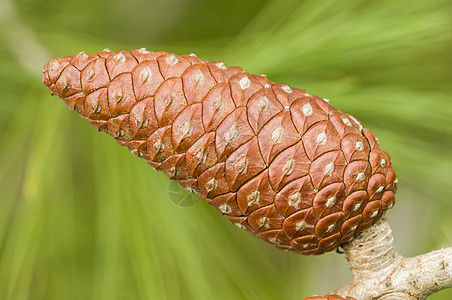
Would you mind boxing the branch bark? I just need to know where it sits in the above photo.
[335,218,452,299]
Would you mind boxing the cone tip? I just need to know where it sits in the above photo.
[41,57,71,96]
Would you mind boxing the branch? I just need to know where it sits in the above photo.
[336,218,452,299]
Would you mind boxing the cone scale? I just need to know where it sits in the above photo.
[42,48,397,255]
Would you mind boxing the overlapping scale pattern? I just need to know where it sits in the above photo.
[42,48,398,255]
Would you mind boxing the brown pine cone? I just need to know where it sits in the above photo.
[303,295,356,300]
[42,48,397,255]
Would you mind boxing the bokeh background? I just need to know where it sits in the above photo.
[1,0,451,299]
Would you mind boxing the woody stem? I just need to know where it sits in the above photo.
[336,218,452,299]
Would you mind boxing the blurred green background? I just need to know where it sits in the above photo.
[0,0,451,299]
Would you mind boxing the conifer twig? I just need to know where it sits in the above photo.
[336,218,452,299]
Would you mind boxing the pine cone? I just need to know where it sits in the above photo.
[42,48,397,255]
[303,295,356,300]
